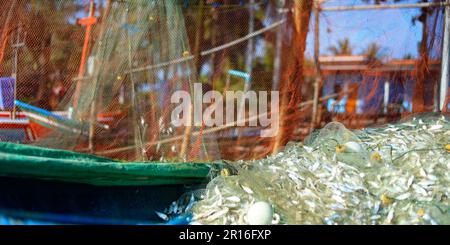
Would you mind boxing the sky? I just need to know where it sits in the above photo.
[72,0,427,61]
[305,0,424,60]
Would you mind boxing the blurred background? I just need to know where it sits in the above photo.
[0,0,448,162]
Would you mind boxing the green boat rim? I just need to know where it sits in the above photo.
[0,142,213,186]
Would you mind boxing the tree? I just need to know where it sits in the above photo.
[362,0,403,4]
[328,38,353,55]
[364,42,385,63]
[362,0,430,112]
[412,0,431,113]
[403,53,414,59]
[9,1,84,108]
[0,0,18,72]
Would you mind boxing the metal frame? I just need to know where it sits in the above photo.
[308,0,450,120]
[281,2,450,13]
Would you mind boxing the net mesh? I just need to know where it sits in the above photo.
[0,0,448,162]
[34,1,216,162]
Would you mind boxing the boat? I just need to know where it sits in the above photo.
[0,142,213,224]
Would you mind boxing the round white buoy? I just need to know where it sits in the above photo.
[246,201,273,225]
[343,141,363,153]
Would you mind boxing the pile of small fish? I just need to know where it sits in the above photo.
[189,114,450,225]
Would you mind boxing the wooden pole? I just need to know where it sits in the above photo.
[235,0,256,144]
[244,0,255,92]
[193,0,205,75]
[272,5,285,91]
[272,0,313,154]
[0,0,18,71]
[179,0,206,160]
[440,0,450,111]
[310,0,321,131]
[87,0,111,153]
[413,1,429,113]
[127,19,146,161]
[73,0,97,109]
[11,24,25,120]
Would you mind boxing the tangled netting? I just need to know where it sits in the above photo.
[24,0,219,162]
[187,113,449,225]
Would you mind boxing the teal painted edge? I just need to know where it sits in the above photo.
[0,142,213,186]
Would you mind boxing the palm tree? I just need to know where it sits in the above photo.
[361,0,425,112]
[403,53,414,59]
[328,38,353,55]
[362,0,403,4]
[364,42,385,62]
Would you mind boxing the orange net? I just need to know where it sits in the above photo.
[0,0,448,162]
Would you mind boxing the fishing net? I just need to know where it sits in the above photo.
[0,0,449,163]
[188,113,449,224]
[318,0,447,122]
[0,1,85,109]
[33,0,219,162]
[0,0,287,161]
[0,0,449,225]
[0,0,225,162]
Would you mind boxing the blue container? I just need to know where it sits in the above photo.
[0,77,15,110]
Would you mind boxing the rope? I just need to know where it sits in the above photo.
[95,93,339,156]
[125,19,286,74]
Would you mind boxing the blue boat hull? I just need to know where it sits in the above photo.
[0,176,202,224]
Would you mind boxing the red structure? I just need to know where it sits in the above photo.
[73,0,97,108]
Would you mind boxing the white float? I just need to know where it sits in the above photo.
[246,201,273,225]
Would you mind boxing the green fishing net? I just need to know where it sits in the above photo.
[33,0,219,162]
[191,113,450,225]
